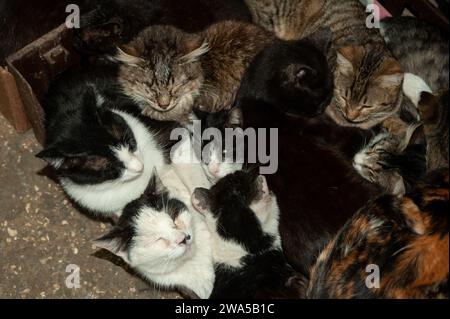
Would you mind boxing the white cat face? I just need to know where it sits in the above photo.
[201,143,243,182]
[129,207,194,272]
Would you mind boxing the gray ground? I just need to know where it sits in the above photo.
[0,115,179,299]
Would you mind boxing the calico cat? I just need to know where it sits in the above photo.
[307,168,449,299]
[94,172,215,299]
[110,21,272,121]
[244,0,404,129]
[380,17,449,92]
[75,0,251,55]
[36,66,177,219]
[192,170,305,298]
[353,123,427,197]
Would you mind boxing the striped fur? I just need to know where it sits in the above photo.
[244,0,403,129]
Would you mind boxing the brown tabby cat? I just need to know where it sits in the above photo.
[307,168,449,299]
[244,0,404,129]
[111,21,272,121]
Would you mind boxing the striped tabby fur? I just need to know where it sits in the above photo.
[244,0,404,129]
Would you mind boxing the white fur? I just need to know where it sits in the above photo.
[202,212,247,269]
[179,42,210,64]
[249,177,281,249]
[171,132,212,193]
[113,47,146,66]
[201,144,243,183]
[130,208,215,299]
[403,73,432,106]
[60,110,165,216]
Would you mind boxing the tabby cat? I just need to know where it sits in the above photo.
[380,17,449,92]
[229,31,381,278]
[353,122,427,197]
[111,21,272,121]
[244,0,404,129]
[307,168,449,299]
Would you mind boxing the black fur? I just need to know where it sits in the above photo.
[36,64,177,184]
[231,32,381,278]
[75,0,251,55]
[195,170,304,299]
[96,173,187,249]
[235,28,334,117]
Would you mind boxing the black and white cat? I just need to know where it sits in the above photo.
[37,67,209,219]
[189,110,243,183]
[94,172,215,298]
[192,170,304,299]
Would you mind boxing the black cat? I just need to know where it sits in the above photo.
[192,170,305,298]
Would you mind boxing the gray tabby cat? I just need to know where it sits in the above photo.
[244,0,404,129]
[380,17,449,92]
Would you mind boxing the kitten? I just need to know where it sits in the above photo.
[353,123,427,197]
[94,173,215,299]
[307,168,449,299]
[110,21,272,121]
[244,0,404,129]
[235,28,334,117]
[36,67,176,219]
[190,109,243,182]
[380,17,449,92]
[231,30,381,277]
[192,170,305,298]
[75,0,251,55]
[190,29,334,181]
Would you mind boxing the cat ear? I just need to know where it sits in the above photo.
[119,44,140,57]
[96,109,128,140]
[179,40,210,64]
[336,52,353,76]
[37,145,89,168]
[36,147,65,169]
[399,122,425,151]
[337,46,365,76]
[304,27,332,53]
[375,58,404,88]
[112,45,145,66]
[148,169,167,196]
[387,172,406,197]
[93,228,130,263]
[191,188,211,215]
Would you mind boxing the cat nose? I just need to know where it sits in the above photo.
[209,164,220,177]
[157,95,171,109]
[177,234,191,245]
[346,109,360,121]
[128,158,144,173]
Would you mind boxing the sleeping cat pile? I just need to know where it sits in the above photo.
[36,0,448,299]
